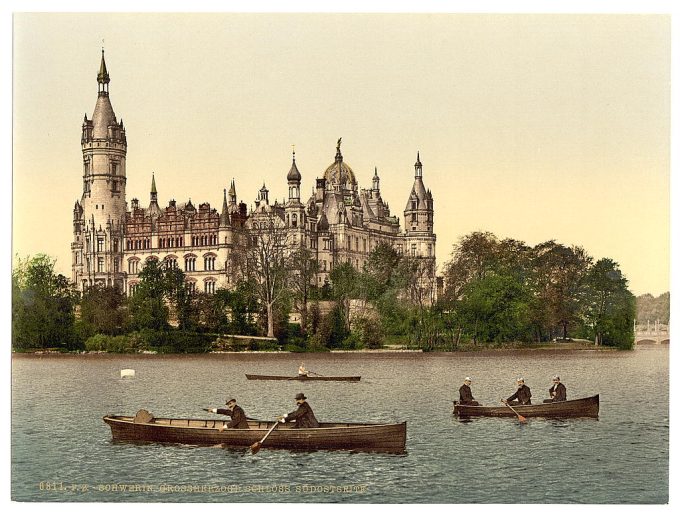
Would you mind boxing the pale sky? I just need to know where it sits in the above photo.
[12,12,671,296]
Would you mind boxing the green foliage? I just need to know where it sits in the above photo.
[582,258,636,349]
[456,274,534,344]
[80,285,129,337]
[12,254,80,350]
[85,333,134,353]
[636,292,670,324]
[352,315,384,349]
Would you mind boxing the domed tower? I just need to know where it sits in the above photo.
[285,149,306,242]
[72,49,127,291]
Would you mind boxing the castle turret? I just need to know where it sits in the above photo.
[73,49,127,291]
[403,151,435,259]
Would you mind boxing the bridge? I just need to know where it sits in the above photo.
[634,320,670,345]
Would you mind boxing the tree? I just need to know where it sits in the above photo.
[530,241,592,340]
[12,254,79,349]
[229,212,290,337]
[453,275,526,345]
[128,259,169,331]
[164,266,196,330]
[288,247,319,334]
[441,231,499,307]
[79,285,128,336]
[583,258,635,349]
[329,261,360,332]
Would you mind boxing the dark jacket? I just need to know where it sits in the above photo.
[549,383,567,402]
[459,384,475,403]
[216,405,249,429]
[284,401,319,428]
[507,384,532,405]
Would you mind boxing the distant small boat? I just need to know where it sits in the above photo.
[103,411,405,453]
[120,369,135,379]
[245,373,361,382]
[453,395,600,418]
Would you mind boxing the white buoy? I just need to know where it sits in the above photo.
[120,368,136,379]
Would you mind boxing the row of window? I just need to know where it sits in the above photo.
[127,256,219,274]
[129,279,216,296]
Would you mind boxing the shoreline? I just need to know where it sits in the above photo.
[10,344,639,357]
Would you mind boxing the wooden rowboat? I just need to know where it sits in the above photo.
[453,394,599,418]
[245,374,361,382]
[103,410,405,453]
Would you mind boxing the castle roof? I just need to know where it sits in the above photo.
[323,138,356,186]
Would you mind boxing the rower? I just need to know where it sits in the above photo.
[298,362,309,377]
[207,398,249,430]
[458,377,480,406]
[503,378,532,405]
[279,393,319,428]
[544,376,567,403]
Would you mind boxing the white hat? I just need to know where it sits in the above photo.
[517,377,524,383]
[464,377,472,382]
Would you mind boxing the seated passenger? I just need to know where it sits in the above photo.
[503,378,532,405]
[543,376,567,403]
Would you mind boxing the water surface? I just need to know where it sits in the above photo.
[11,345,668,503]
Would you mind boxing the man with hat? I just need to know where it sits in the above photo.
[207,398,249,430]
[458,377,480,406]
[279,393,319,428]
[544,376,567,403]
[503,378,532,405]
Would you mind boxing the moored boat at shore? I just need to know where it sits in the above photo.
[103,411,405,453]
[453,395,599,418]
[245,373,361,382]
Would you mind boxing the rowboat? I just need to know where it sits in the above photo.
[453,395,600,418]
[103,410,405,453]
[245,374,361,382]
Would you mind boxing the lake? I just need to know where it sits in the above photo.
[11,345,668,503]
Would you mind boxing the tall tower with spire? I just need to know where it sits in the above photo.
[403,152,435,257]
[72,49,127,291]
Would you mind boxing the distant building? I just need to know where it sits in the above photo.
[71,51,437,298]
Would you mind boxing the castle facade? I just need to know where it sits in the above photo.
[71,52,436,297]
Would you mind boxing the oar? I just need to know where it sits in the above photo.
[250,421,280,454]
[502,400,527,423]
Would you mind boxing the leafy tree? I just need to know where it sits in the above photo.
[636,292,670,325]
[583,258,635,349]
[195,289,231,333]
[79,285,128,336]
[228,280,260,335]
[128,259,169,331]
[456,274,533,344]
[530,241,592,340]
[442,231,499,305]
[164,266,196,330]
[12,254,79,349]
[329,261,360,332]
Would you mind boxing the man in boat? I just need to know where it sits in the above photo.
[543,376,567,403]
[279,393,319,428]
[503,378,532,405]
[298,362,309,377]
[458,377,480,406]
[207,398,249,430]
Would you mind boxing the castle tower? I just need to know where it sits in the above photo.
[403,152,435,258]
[287,149,302,202]
[72,49,127,291]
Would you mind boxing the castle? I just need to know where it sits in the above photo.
[71,51,436,298]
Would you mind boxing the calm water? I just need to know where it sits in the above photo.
[11,345,668,503]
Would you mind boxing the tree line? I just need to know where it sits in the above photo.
[12,229,636,353]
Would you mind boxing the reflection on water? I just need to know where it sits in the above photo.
[11,345,668,503]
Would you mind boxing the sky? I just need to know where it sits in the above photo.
[11,11,671,296]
